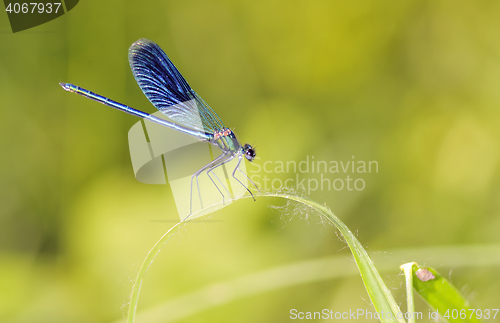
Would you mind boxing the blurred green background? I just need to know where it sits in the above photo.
[1,1,500,322]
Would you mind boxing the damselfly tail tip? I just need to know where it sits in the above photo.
[59,82,71,91]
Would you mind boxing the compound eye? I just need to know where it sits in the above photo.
[245,148,255,161]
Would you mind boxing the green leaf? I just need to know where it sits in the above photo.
[408,264,482,322]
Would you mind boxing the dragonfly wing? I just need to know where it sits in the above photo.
[128,39,224,133]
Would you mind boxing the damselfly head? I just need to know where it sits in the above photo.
[243,144,256,162]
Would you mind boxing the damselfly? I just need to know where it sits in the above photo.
[60,39,259,216]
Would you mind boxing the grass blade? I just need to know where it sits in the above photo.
[127,221,187,323]
[410,265,482,322]
[400,262,418,323]
[126,192,404,323]
[280,193,404,323]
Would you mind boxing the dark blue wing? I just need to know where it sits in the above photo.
[128,39,225,133]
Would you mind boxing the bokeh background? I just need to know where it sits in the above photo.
[1,1,500,322]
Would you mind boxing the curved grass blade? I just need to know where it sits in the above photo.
[126,221,187,323]
[116,245,500,323]
[126,192,404,323]
[281,193,404,323]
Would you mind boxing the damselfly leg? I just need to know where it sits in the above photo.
[189,151,231,214]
